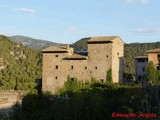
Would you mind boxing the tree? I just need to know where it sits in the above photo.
[146,61,159,84]
[106,68,112,84]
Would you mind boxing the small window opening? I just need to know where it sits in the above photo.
[55,76,58,79]
[142,67,145,72]
[117,52,119,55]
[71,65,73,69]
[101,79,104,83]
[95,66,97,69]
[55,55,58,57]
[71,78,74,81]
[56,65,58,69]
[85,66,87,70]
[107,55,109,58]
[138,75,141,80]
[157,66,160,70]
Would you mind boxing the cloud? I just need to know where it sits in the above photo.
[0,4,9,8]
[16,8,36,14]
[120,0,149,4]
[133,28,160,33]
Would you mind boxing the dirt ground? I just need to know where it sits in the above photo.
[0,91,23,114]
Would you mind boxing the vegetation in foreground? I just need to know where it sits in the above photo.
[0,81,157,120]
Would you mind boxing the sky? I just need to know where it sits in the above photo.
[0,0,160,44]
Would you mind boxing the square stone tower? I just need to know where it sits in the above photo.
[42,36,124,93]
[87,36,124,83]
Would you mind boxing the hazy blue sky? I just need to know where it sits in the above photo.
[0,0,160,44]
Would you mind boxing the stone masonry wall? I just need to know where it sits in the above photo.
[148,53,159,65]
[42,38,124,93]
[112,37,124,83]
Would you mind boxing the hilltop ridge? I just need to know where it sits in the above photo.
[9,35,64,49]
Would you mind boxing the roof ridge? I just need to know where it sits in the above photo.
[147,48,160,53]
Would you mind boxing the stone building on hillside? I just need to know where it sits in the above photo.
[135,48,160,82]
[135,56,148,81]
[42,36,124,93]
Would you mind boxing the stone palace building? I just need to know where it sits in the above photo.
[42,36,124,93]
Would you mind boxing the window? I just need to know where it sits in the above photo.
[55,65,58,69]
[138,59,145,62]
[55,55,58,57]
[138,75,141,80]
[95,66,97,69]
[71,65,73,69]
[107,55,109,58]
[85,66,87,70]
[117,52,119,55]
[55,76,58,79]
[71,78,74,81]
[142,67,145,72]
[101,79,104,83]
[157,66,160,70]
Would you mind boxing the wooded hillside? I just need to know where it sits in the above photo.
[0,35,42,90]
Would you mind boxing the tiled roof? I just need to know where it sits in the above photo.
[66,53,88,60]
[147,48,160,53]
[87,36,122,43]
[42,46,68,52]
[135,56,148,59]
